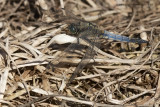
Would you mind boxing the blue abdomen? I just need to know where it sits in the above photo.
[103,31,148,44]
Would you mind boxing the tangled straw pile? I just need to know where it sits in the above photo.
[0,0,160,106]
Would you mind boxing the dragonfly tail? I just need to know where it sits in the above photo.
[103,31,148,43]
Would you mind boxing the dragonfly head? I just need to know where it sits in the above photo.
[68,23,79,34]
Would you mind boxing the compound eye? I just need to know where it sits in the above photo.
[68,24,77,34]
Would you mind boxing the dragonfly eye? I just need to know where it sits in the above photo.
[68,24,78,34]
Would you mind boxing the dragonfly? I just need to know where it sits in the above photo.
[51,9,148,85]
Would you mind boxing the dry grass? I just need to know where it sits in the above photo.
[0,0,160,107]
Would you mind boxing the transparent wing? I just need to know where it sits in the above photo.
[68,32,100,84]
[50,9,101,84]
[50,30,100,84]
[53,8,89,26]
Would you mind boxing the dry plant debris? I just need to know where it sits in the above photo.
[0,0,160,107]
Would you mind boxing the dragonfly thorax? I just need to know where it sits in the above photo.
[68,22,102,35]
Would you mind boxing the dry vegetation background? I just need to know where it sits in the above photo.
[0,0,160,107]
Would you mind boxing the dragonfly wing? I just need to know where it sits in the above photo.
[50,9,101,84]
[68,31,101,84]
[50,30,100,83]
